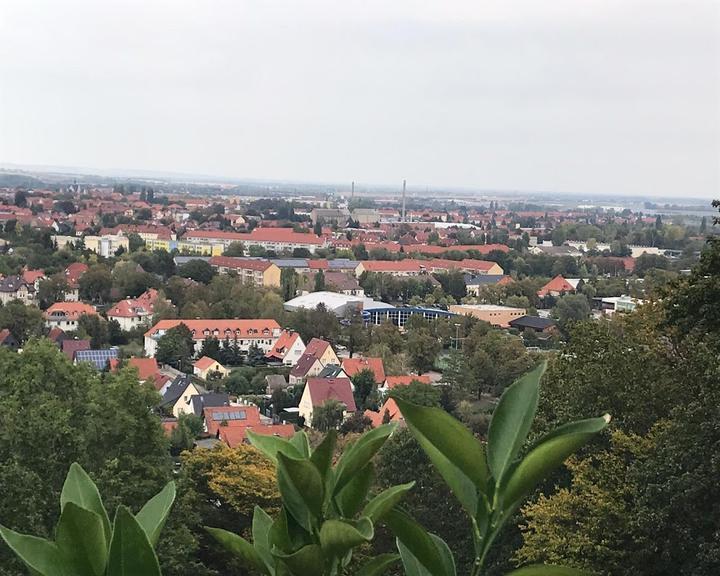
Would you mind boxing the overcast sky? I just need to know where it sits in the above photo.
[1,0,718,197]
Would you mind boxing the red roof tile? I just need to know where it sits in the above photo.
[306,378,357,412]
[342,357,386,383]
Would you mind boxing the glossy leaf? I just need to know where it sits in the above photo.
[335,463,374,518]
[487,362,546,483]
[252,505,274,572]
[386,509,454,576]
[60,463,111,544]
[362,482,415,523]
[393,398,481,515]
[205,527,268,574]
[289,431,311,458]
[107,506,161,576]
[248,431,303,464]
[505,564,591,575]
[272,544,323,576]
[0,526,69,576]
[503,416,609,507]
[334,423,395,493]
[310,430,337,480]
[135,481,176,546]
[356,553,401,576]
[56,502,108,576]
[319,517,374,557]
[277,452,325,532]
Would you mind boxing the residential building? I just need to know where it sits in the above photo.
[193,356,230,380]
[289,353,326,385]
[323,271,364,296]
[144,319,282,357]
[0,329,19,350]
[160,377,207,418]
[464,274,513,296]
[380,374,431,394]
[354,258,503,278]
[449,304,527,328]
[202,405,294,448]
[74,348,119,371]
[305,338,340,366]
[537,275,579,298]
[365,397,403,428]
[62,339,91,361]
[183,228,327,254]
[45,302,97,330]
[63,262,89,301]
[209,256,281,288]
[341,357,386,383]
[298,377,357,428]
[265,330,306,366]
[84,234,129,257]
[0,275,36,305]
[106,289,163,331]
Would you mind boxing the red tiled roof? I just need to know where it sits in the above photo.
[194,356,221,371]
[209,256,273,272]
[61,339,91,360]
[107,290,160,318]
[145,319,281,340]
[537,275,576,297]
[384,375,432,389]
[305,338,331,358]
[289,353,322,377]
[126,357,159,381]
[266,330,301,360]
[365,398,403,428]
[342,357,386,383]
[22,269,45,284]
[184,228,325,246]
[45,302,97,320]
[217,423,295,448]
[306,378,357,412]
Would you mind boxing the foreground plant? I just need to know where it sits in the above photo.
[207,425,412,575]
[391,361,610,575]
[0,463,175,576]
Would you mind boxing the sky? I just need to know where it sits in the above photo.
[1,0,718,198]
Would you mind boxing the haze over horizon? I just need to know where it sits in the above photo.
[1,0,718,199]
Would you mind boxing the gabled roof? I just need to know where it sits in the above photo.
[306,378,357,412]
[0,275,34,294]
[384,375,432,389]
[45,302,97,319]
[61,339,91,360]
[190,393,231,417]
[194,356,223,371]
[160,376,196,406]
[125,357,159,381]
[266,330,302,360]
[537,275,576,297]
[305,338,331,358]
[342,357,386,383]
[317,364,346,379]
[290,353,323,378]
[145,319,281,340]
[365,398,403,428]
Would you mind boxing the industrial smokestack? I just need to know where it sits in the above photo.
[351,180,354,199]
[401,179,406,222]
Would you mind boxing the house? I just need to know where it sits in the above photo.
[62,339,91,361]
[289,353,325,385]
[323,271,364,297]
[109,357,160,383]
[0,329,19,350]
[0,275,36,305]
[63,263,89,301]
[202,405,294,448]
[84,234,129,257]
[74,348,120,371]
[381,374,432,392]
[341,357,386,384]
[265,374,288,394]
[182,228,327,254]
[265,330,306,366]
[364,398,403,428]
[298,378,357,428]
[160,376,207,418]
[317,364,349,379]
[47,327,68,347]
[144,319,282,358]
[449,304,526,328]
[537,275,577,298]
[508,316,557,333]
[464,274,513,296]
[209,256,281,288]
[188,393,232,417]
[305,338,340,366]
[44,302,97,330]
[106,289,163,331]
[193,356,230,380]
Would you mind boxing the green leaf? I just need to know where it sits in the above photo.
[272,544,323,576]
[248,431,303,464]
[319,517,374,557]
[503,416,609,507]
[252,505,275,572]
[356,553,401,576]
[334,423,395,494]
[386,509,455,576]
[60,463,111,545]
[393,398,482,515]
[205,527,268,575]
[135,481,176,546]
[0,525,69,576]
[335,463,374,518]
[487,362,546,483]
[107,506,161,576]
[362,482,415,523]
[289,431,311,458]
[268,508,312,556]
[505,564,591,575]
[276,452,325,532]
[310,430,337,479]
[56,503,108,576]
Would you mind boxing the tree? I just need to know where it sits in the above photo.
[312,399,345,431]
[352,368,377,410]
[406,328,441,374]
[155,323,195,372]
[552,293,591,333]
[0,300,44,343]
[198,336,222,362]
[76,313,110,348]
[223,241,245,257]
[13,190,27,208]
[127,232,144,252]
[177,260,215,284]
[79,265,113,304]
[0,341,172,575]
[37,275,68,309]
[390,380,442,407]
[280,267,298,301]
[313,269,326,291]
